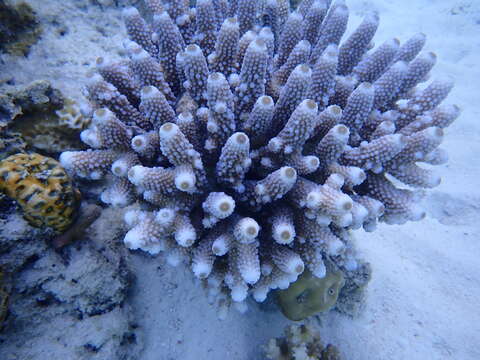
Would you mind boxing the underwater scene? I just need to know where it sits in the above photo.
[0,0,479,359]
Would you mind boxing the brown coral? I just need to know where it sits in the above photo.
[0,153,80,233]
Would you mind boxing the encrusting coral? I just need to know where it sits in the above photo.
[264,322,342,360]
[59,0,459,315]
[0,153,81,233]
[277,265,345,321]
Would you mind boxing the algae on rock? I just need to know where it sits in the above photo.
[0,0,42,56]
[0,80,89,157]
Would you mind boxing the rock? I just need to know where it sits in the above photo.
[0,0,42,56]
[0,80,90,157]
[0,205,140,359]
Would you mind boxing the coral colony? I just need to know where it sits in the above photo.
[59,0,459,313]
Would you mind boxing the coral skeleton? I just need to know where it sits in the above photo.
[60,0,458,315]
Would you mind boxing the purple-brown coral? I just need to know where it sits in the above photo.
[59,0,458,313]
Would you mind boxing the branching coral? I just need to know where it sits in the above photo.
[264,323,342,360]
[60,0,458,314]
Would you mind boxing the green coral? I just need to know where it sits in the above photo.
[277,266,345,321]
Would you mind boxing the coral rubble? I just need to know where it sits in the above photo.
[60,0,458,314]
[264,322,342,360]
[0,152,81,233]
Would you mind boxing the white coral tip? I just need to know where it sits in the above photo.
[304,156,320,172]
[59,151,75,170]
[273,224,295,244]
[124,227,144,250]
[306,190,322,210]
[175,227,196,247]
[267,137,282,152]
[174,170,196,193]
[332,124,350,142]
[253,287,268,303]
[209,193,235,219]
[127,165,146,186]
[235,217,260,243]
[111,158,129,177]
[155,208,175,226]
[159,122,179,140]
[131,135,148,152]
[212,236,230,256]
[192,261,212,279]
[241,267,261,285]
[348,167,366,185]
[334,194,353,213]
[80,129,101,148]
[140,85,160,99]
[286,257,305,275]
[280,166,297,184]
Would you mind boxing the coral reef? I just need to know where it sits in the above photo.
[0,80,90,157]
[0,0,42,56]
[60,0,458,315]
[264,322,342,360]
[0,152,81,233]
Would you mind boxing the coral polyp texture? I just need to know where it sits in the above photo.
[59,0,458,313]
[0,153,81,233]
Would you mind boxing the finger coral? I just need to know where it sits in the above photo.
[60,0,458,315]
[0,153,81,233]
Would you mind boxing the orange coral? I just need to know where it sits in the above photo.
[0,153,80,233]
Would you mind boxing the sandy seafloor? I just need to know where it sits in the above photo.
[1,0,480,359]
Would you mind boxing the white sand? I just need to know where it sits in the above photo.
[2,1,479,359]
[317,1,480,359]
